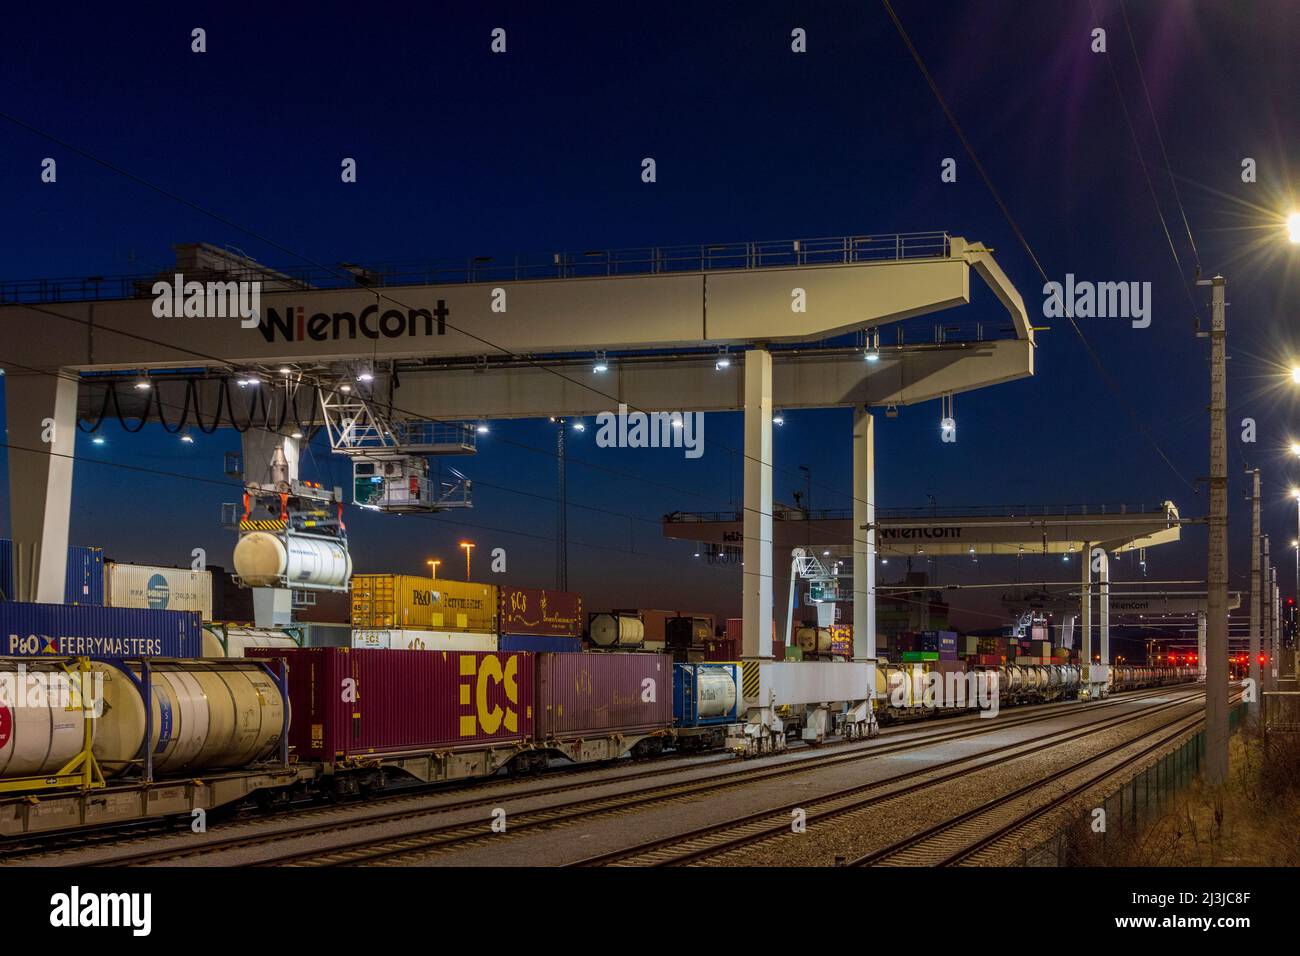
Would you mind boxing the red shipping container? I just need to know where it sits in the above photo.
[704,637,739,661]
[248,647,533,760]
[724,617,776,648]
[535,652,672,739]
[498,586,583,638]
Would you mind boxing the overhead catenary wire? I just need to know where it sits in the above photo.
[879,0,1198,496]
[1087,0,1204,325]
[1117,0,1202,277]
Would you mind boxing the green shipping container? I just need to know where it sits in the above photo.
[900,651,939,662]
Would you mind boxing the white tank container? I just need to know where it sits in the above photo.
[106,563,213,618]
[234,532,352,589]
[90,661,285,776]
[695,669,738,718]
[0,665,89,778]
[588,613,644,648]
[795,626,832,656]
[202,627,300,658]
[351,629,497,651]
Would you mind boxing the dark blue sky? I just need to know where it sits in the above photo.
[2,1,1299,634]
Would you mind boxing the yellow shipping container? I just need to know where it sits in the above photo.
[350,574,498,632]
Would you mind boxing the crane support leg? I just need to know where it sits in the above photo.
[4,368,77,602]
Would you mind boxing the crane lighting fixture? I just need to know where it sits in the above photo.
[864,329,881,362]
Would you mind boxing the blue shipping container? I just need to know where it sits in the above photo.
[498,633,582,654]
[0,601,200,658]
[673,662,741,727]
[63,546,105,605]
[0,540,106,605]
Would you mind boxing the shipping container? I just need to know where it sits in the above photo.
[588,612,646,648]
[292,588,353,624]
[626,609,715,645]
[0,540,104,604]
[0,601,201,657]
[247,647,533,760]
[899,650,940,662]
[63,546,105,605]
[534,652,673,739]
[703,636,739,661]
[724,618,776,646]
[498,633,582,654]
[673,662,741,727]
[299,622,352,647]
[828,624,853,657]
[350,574,497,632]
[665,615,713,649]
[497,586,582,638]
[106,562,213,619]
[351,629,497,652]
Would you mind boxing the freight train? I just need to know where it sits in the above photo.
[875,661,1199,724]
[0,646,1201,839]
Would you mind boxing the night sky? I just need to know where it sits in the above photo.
[2,1,1298,641]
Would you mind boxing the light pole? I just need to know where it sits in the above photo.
[426,559,441,579]
[553,417,568,592]
[1198,273,1229,786]
[1292,486,1300,626]
[459,541,475,581]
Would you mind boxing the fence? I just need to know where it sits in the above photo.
[1021,700,1248,866]
[1263,690,1300,736]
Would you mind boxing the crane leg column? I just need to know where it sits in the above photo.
[738,347,781,753]
[4,368,78,603]
[1098,548,1111,694]
[850,405,878,737]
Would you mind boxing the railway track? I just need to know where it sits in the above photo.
[846,695,1240,867]
[1,684,1191,866]
[224,686,1199,867]
[567,687,1210,867]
